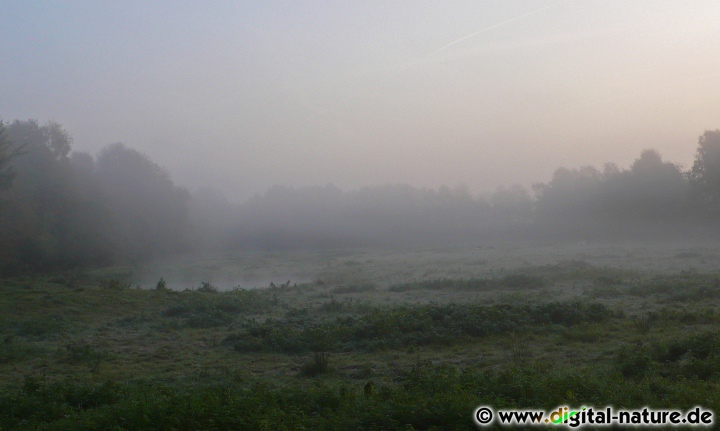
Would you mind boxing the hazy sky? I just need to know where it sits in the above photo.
[2,1,720,201]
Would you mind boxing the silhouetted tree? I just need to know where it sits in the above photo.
[689,130,720,215]
[533,166,604,238]
[492,184,533,225]
[95,143,190,262]
[0,120,24,192]
[0,120,75,270]
[626,149,687,218]
[0,120,193,272]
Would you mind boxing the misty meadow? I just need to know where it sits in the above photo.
[4,1,720,430]
[3,119,720,429]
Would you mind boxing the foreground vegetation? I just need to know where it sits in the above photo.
[2,258,720,430]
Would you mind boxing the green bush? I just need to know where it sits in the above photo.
[615,346,653,379]
[300,352,332,376]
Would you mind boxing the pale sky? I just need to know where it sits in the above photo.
[2,1,720,201]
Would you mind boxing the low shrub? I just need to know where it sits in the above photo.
[300,352,332,376]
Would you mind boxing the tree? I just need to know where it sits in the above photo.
[534,166,603,226]
[689,130,720,215]
[0,120,25,192]
[0,120,74,271]
[616,149,687,222]
[95,143,190,262]
[492,184,533,225]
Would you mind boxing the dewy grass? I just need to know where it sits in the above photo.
[223,301,614,353]
[3,255,720,430]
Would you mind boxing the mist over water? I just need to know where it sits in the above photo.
[128,241,720,292]
[131,251,322,291]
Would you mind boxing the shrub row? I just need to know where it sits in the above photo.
[224,301,614,353]
[3,359,719,430]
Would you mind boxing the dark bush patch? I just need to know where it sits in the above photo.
[300,352,332,376]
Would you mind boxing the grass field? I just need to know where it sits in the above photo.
[2,243,720,430]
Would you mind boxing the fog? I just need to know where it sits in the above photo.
[3,116,720,276]
[3,1,720,202]
[8,5,720,425]
[4,3,720,275]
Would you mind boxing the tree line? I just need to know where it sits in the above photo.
[1,117,720,273]
[227,130,720,248]
[0,119,188,273]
